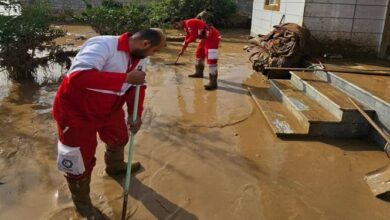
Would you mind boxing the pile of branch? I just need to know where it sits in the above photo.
[244,23,310,74]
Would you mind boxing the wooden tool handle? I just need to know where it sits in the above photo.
[174,54,181,64]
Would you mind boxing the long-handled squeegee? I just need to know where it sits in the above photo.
[165,54,185,65]
[121,66,143,220]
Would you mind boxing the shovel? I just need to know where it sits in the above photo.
[165,54,185,65]
[348,98,390,196]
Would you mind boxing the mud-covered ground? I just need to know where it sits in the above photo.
[0,25,389,220]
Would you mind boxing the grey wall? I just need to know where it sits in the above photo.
[303,0,389,52]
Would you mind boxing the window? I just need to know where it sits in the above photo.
[264,0,280,11]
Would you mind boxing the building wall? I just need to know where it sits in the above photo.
[250,0,389,52]
[251,0,306,36]
[304,0,389,52]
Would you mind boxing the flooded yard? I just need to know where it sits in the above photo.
[0,25,389,220]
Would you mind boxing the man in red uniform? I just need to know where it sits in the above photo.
[52,28,166,219]
[175,18,221,90]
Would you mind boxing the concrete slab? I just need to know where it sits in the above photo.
[271,79,340,123]
[248,86,308,136]
[271,77,373,138]
[310,60,390,145]
[324,61,390,104]
[291,71,375,112]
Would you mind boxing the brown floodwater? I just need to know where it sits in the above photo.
[324,60,390,103]
[0,26,389,220]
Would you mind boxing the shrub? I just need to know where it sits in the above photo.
[153,0,237,27]
[77,0,149,35]
[0,1,75,81]
[78,0,238,35]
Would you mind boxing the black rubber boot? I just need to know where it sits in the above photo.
[66,176,105,220]
[188,63,204,78]
[104,147,141,176]
[204,73,218,90]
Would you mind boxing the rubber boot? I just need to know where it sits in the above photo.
[66,176,105,220]
[188,63,204,78]
[204,73,218,90]
[104,147,141,176]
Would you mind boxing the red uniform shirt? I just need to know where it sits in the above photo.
[52,33,146,127]
[183,18,220,45]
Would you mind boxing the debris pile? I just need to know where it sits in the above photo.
[245,23,310,74]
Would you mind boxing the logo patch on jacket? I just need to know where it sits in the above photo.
[62,159,73,168]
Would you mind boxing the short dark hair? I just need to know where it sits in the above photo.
[132,28,163,47]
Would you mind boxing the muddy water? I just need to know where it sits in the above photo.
[324,61,390,103]
[0,26,390,220]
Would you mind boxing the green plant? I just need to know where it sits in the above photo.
[78,0,237,35]
[78,0,149,35]
[207,0,237,27]
[152,0,237,27]
[0,1,75,81]
[147,1,169,27]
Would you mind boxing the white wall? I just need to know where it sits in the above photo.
[251,0,306,36]
[304,0,389,52]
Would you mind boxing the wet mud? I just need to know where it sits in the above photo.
[324,60,390,103]
[0,26,389,219]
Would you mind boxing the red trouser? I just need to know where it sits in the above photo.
[195,30,221,65]
[56,110,128,179]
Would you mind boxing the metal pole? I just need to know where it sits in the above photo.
[264,67,390,76]
[121,66,142,220]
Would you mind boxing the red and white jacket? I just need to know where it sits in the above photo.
[183,18,220,45]
[53,33,146,126]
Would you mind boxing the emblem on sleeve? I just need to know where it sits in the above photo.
[62,159,73,169]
